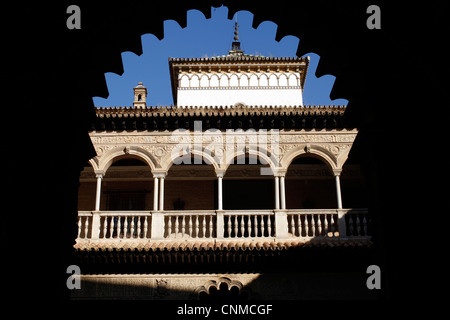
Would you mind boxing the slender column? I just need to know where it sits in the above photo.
[274,176,280,210]
[335,174,343,209]
[280,176,286,210]
[153,177,159,211]
[217,174,223,210]
[159,176,165,211]
[94,173,103,211]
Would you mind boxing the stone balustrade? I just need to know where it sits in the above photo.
[76,209,370,243]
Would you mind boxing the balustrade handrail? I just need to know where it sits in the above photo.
[79,208,368,214]
[76,208,370,241]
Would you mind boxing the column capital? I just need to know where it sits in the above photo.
[216,171,225,179]
[153,172,167,179]
[272,168,287,178]
[332,169,342,176]
[94,170,105,179]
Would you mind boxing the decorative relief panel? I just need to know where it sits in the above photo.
[88,130,357,173]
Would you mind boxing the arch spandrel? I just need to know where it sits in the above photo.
[222,147,277,174]
[88,158,100,171]
[280,144,338,173]
[160,147,221,173]
[97,146,158,173]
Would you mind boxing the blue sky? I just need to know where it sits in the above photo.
[93,6,347,107]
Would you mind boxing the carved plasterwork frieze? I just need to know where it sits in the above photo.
[88,130,358,173]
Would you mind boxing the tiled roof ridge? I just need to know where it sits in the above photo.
[95,105,346,117]
[169,56,308,62]
[74,238,372,252]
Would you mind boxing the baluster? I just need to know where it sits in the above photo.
[120,217,125,238]
[136,216,140,238]
[260,215,265,237]
[329,214,336,237]
[84,217,90,239]
[240,216,245,237]
[318,215,323,236]
[362,215,368,236]
[296,214,301,237]
[251,215,256,237]
[267,215,272,237]
[181,215,186,237]
[175,216,179,238]
[228,216,233,237]
[347,214,354,236]
[323,214,331,237]
[310,215,316,237]
[77,217,82,238]
[130,217,136,238]
[355,214,361,236]
[247,215,252,237]
[117,217,121,238]
[303,215,308,237]
[234,216,239,238]
[125,216,130,238]
[136,217,141,238]
[208,215,213,238]
[193,215,198,238]
[143,216,148,239]
[109,217,115,238]
[289,215,294,236]
[166,215,172,238]
[201,216,206,238]
[227,215,232,238]
[187,215,192,237]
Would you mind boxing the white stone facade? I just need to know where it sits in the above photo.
[169,56,309,107]
[176,71,303,107]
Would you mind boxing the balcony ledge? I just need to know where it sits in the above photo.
[75,208,371,252]
[74,237,372,252]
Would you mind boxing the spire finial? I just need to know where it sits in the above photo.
[229,15,244,56]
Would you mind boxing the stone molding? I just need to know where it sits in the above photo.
[87,129,357,176]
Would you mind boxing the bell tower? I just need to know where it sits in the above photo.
[133,82,147,108]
